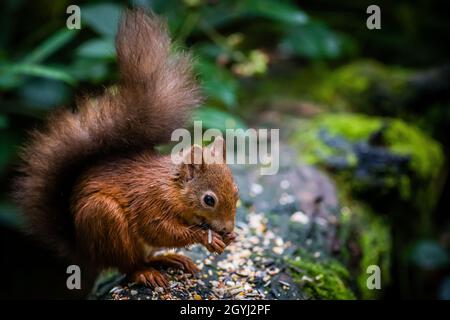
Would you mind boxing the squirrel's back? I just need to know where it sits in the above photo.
[13,9,202,258]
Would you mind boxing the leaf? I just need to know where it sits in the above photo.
[0,130,21,177]
[410,240,449,270]
[69,58,109,82]
[0,72,21,90]
[194,44,224,60]
[18,78,71,109]
[0,63,76,85]
[196,60,238,108]
[193,106,246,131]
[438,276,450,300]
[82,3,123,38]
[22,28,79,64]
[0,114,8,129]
[0,201,23,229]
[200,0,308,29]
[240,0,308,25]
[280,21,344,59]
[76,38,116,59]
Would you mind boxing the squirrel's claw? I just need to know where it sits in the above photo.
[165,254,200,274]
[146,253,200,275]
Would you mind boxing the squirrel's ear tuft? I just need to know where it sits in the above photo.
[182,144,203,164]
[178,144,204,181]
[205,136,226,164]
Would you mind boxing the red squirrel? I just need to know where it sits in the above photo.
[13,9,238,288]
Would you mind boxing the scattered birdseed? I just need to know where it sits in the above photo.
[208,229,213,244]
[268,267,280,275]
[230,288,243,295]
[315,217,328,227]
[272,247,284,255]
[279,280,291,288]
[290,211,310,225]
[109,287,122,294]
[279,193,295,205]
[280,180,290,189]
[250,183,264,196]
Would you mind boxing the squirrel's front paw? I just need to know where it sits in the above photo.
[130,267,169,288]
[201,230,226,254]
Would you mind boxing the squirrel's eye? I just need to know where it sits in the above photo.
[203,194,216,207]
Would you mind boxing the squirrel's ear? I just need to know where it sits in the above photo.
[178,144,204,181]
[205,136,226,164]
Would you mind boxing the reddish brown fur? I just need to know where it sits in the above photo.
[13,9,238,287]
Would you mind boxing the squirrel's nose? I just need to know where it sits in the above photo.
[222,222,234,234]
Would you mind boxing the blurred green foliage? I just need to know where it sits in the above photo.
[1,0,450,299]
[0,0,353,126]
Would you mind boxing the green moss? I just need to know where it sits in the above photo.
[336,201,391,299]
[315,113,382,141]
[385,119,443,180]
[312,60,412,113]
[291,113,381,166]
[350,205,391,299]
[89,268,121,298]
[288,254,356,300]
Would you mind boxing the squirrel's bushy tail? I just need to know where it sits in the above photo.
[13,9,201,258]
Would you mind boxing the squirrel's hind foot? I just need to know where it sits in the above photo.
[130,267,169,288]
[146,253,200,275]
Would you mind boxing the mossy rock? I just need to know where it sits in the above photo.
[91,146,359,300]
[286,208,389,300]
[311,60,412,115]
[287,252,356,300]
[290,113,444,214]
